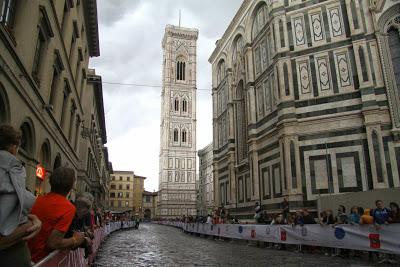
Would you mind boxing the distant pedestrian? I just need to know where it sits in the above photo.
[281,198,290,223]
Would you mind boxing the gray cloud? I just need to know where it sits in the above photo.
[91,0,243,191]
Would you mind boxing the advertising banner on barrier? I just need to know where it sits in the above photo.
[160,222,400,255]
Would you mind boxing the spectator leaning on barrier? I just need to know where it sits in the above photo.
[348,206,360,225]
[302,209,316,224]
[28,167,86,263]
[335,205,348,224]
[0,125,42,267]
[360,208,374,225]
[372,200,390,227]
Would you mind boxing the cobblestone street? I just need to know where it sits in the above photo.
[94,224,382,267]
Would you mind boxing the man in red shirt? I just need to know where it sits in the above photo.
[28,167,85,263]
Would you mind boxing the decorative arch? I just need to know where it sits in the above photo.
[376,5,400,128]
[251,2,268,41]
[19,117,36,157]
[244,0,269,43]
[0,83,10,124]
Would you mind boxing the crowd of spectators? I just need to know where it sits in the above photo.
[0,125,129,266]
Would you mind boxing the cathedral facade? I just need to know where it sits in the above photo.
[209,0,400,219]
[158,25,198,218]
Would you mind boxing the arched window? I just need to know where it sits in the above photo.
[19,121,34,156]
[174,98,179,112]
[388,27,400,94]
[39,141,51,169]
[182,99,188,113]
[358,47,369,82]
[176,60,186,81]
[235,81,248,162]
[372,130,384,183]
[252,5,267,40]
[283,63,290,96]
[173,129,179,142]
[290,141,297,189]
[279,19,285,48]
[182,129,187,143]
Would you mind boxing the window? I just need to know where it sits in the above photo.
[176,60,186,80]
[283,63,290,96]
[358,47,368,82]
[118,184,122,190]
[126,184,130,190]
[279,19,285,48]
[0,0,17,28]
[60,81,70,128]
[252,5,267,40]
[174,98,179,111]
[112,176,115,181]
[126,192,130,198]
[119,176,123,181]
[217,60,226,85]
[110,193,115,198]
[182,99,187,113]
[182,129,187,143]
[372,130,384,183]
[127,176,130,181]
[125,201,129,207]
[118,192,123,198]
[350,0,359,30]
[173,129,179,142]
[110,184,116,189]
[32,30,46,82]
[290,141,297,189]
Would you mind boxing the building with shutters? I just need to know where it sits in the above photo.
[209,0,400,219]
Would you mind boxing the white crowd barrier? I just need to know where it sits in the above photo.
[157,221,400,255]
[34,221,136,267]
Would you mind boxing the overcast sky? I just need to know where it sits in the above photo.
[90,0,243,192]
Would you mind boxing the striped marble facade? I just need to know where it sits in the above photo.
[209,0,400,219]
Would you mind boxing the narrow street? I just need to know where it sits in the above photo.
[94,223,379,267]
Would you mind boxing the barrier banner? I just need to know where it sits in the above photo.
[158,222,400,255]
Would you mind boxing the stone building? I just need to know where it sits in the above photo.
[209,0,400,219]
[198,143,214,216]
[0,0,111,207]
[158,25,198,218]
[77,69,111,209]
[142,191,158,220]
[109,171,145,215]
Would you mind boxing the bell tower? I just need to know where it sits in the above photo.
[159,25,198,218]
